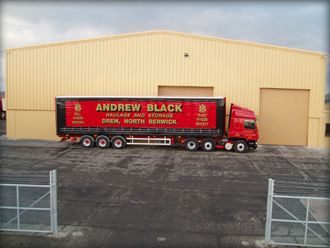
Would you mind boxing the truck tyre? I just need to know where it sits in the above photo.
[80,135,94,148]
[234,140,248,153]
[201,138,215,151]
[185,138,199,151]
[111,136,126,149]
[96,135,110,149]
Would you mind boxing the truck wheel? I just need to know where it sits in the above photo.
[96,135,110,149]
[234,140,248,153]
[201,138,215,151]
[185,138,199,151]
[80,135,94,148]
[111,136,126,149]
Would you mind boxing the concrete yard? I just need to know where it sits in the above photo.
[0,125,329,247]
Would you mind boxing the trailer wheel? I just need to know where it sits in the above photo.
[96,135,110,149]
[201,138,215,151]
[80,135,94,148]
[185,138,199,151]
[234,140,248,153]
[111,136,126,149]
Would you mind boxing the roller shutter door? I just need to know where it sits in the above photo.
[259,88,309,145]
[158,86,213,97]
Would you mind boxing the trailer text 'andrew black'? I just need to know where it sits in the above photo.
[56,96,258,152]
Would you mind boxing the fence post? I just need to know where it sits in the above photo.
[49,170,58,235]
[304,198,310,245]
[265,178,274,244]
[16,186,20,230]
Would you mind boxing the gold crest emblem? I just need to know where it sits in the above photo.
[199,104,207,113]
[75,103,82,112]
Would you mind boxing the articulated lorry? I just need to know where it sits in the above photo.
[56,96,258,152]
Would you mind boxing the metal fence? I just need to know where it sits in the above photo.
[0,170,57,234]
[265,178,330,247]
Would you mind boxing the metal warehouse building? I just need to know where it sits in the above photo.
[5,30,329,147]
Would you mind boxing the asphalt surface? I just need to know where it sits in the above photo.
[0,122,329,248]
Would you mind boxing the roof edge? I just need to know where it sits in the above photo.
[5,30,162,51]
[5,29,327,57]
[160,30,327,57]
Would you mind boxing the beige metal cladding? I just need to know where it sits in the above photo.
[5,30,327,146]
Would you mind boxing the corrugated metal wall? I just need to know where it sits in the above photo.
[5,31,327,146]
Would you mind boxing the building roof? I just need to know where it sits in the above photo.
[6,29,327,57]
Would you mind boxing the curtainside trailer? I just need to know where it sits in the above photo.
[56,96,258,152]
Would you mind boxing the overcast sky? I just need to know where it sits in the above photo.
[0,1,329,93]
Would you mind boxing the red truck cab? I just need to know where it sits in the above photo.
[226,104,259,152]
